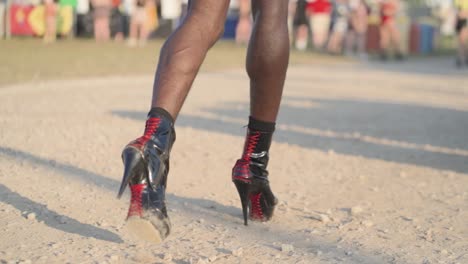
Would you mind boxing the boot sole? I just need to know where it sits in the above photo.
[126,216,163,243]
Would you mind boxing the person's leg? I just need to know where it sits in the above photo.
[389,22,403,59]
[102,13,111,41]
[128,18,138,46]
[119,0,230,243]
[151,0,230,118]
[295,24,308,50]
[379,24,389,60]
[232,0,289,225]
[248,0,289,122]
[457,26,468,66]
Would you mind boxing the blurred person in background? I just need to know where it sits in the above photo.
[345,0,369,59]
[60,0,78,37]
[455,0,468,67]
[327,0,350,54]
[307,0,332,50]
[0,0,5,38]
[127,0,148,46]
[92,0,112,41]
[290,0,310,50]
[44,0,59,43]
[111,0,125,42]
[236,0,251,44]
[118,0,289,242]
[379,0,404,60]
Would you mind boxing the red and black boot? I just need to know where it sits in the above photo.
[117,108,175,242]
[232,117,278,225]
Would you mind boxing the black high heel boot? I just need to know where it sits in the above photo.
[117,111,175,242]
[232,128,278,225]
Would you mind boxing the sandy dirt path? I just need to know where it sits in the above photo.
[0,58,467,264]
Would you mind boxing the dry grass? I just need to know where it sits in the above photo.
[0,38,346,86]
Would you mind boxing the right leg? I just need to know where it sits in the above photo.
[232,0,289,225]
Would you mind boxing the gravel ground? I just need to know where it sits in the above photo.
[0,57,467,264]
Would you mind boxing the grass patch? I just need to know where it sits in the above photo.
[0,38,345,86]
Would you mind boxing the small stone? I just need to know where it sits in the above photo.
[399,171,407,178]
[401,216,414,222]
[197,219,205,224]
[440,249,448,255]
[208,255,217,262]
[50,243,60,249]
[58,216,67,224]
[232,248,243,257]
[309,213,330,223]
[361,220,374,227]
[18,260,32,264]
[162,253,172,261]
[98,221,109,227]
[196,259,207,264]
[350,206,363,216]
[346,251,353,256]
[281,244,294,252]
[109,255,119,261]
[316,250,323,256]
[26,213,36,221]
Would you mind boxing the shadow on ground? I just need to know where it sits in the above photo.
[0,182,123,243]
[113,97,468,174]
[0,146,388,263]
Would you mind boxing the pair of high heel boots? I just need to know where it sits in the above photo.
[117,110,277,242]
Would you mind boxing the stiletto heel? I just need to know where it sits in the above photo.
[232,127,278,225]
[117,147,144,199]
[234,181,250,226]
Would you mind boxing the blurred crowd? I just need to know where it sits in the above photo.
[1,0,467,65]
[286,0,403,60]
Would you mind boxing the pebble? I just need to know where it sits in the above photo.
[195,259,207,264]
[232,248,243,257]
[309,213,331,223]
[361,220,374,227]
[58,216,68,224]
[98,221,109,227]
[162,253,172,261]
[281,244,294,252]
[26,213,36,221]
[208,255,217,262]
[18,260,32,264]
[346,251,353,256]
[350,206,363,216]
[109,255,119,261]
[440,249,448,255]
[197,219,205,224]
[401,216,415,222]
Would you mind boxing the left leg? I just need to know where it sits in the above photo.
[232,0,289,225]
